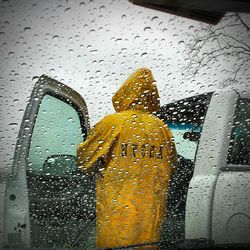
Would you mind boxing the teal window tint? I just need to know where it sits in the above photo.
[228,99,250,165]
[28,94,83,173]
[168,123,201,161]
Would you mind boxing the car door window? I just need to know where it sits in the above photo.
[28,94,82,173]
[26,94,95,248]
[228,98,250,165]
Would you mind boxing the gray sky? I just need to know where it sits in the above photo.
[0,0,249,169]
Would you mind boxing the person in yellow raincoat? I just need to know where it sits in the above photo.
[77,68,177,249]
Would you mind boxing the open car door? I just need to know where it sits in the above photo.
[4,76,96,249]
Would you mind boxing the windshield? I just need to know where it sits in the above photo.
[1,0,249,249]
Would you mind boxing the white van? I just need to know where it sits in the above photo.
[0,75,249,249]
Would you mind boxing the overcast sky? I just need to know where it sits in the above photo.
[0,0,249,169]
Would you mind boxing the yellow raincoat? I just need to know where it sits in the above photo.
[77,68,177,248]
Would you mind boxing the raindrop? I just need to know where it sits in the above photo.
[115,38,122,43]
[178,40,184,45]
[23,27,31,32]
[144,26,152,32]
[64,7,71,12]
[9,123,18,127]
[122,14,126,19]
[52,35,59,40]
[151,16,159,21]
[24,126,30,131]
[90,49,98,54]
[141,52,148,58]
[32,76,39,81]
[80,1,86,6]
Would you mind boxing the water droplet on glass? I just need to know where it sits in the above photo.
[23,27,31,32]
[9,123,18,127]
[52,35,59,40]
[24,126,30,131]
[64,7,71,12]
[151,16,159,21]
[115,38,122,43]
[32,76,39,81]
[144,27,152,32]
[90,49,98,54]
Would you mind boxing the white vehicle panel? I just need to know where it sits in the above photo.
[212,170,250,244]
[185,89,238,240]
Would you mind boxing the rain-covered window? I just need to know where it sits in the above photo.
[1,0,250,249]
[228,98,250,165]
[26,94,95,248]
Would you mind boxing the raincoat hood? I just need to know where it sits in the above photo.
[112,68,160,113]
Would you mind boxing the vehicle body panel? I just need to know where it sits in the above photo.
[185,89,239,239]
[211,89,250,244]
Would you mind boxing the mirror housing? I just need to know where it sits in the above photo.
[43,154,80,176]
[183,131,200,143]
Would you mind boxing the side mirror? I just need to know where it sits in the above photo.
[183,132,200,143]
[43,154,79,176]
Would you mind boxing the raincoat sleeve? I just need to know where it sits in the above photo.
[77,115,120,175]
